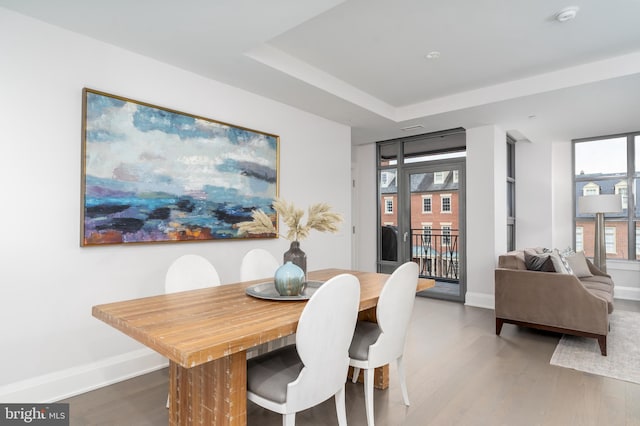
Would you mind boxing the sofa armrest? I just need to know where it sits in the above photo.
[495,268,609,335]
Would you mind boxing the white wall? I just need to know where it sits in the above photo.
[0,8,351,402]
[516,140,554,248]
[551,141,574,249]
[465,125,507,309]
[353,143,377,272]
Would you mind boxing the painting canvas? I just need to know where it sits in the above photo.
[81,88,279,246]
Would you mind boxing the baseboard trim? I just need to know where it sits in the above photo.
[464,292,494,310]
[0,348,168,403]
[615,286,640,301]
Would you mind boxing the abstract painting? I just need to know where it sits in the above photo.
[81,88,279,246]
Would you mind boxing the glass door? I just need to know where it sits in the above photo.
[402,161,465,302]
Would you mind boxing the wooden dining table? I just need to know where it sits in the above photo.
[92,268,434,425]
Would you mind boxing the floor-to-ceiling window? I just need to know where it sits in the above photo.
[377,129,466,302]
[573,132,639,261]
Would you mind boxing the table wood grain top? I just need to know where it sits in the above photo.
[92,268,434,368]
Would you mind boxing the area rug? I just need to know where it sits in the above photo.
[550,310,640,384]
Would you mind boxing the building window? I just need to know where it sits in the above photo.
[582,182,600,196]
[422,195,432,213]
[614,180,628,209]
[380,170,396,188]
[441,195,451,213]
[422,224,432,243]
[605,227,616,254]
[441,224,452,246]
[453,170,459,183]
[434,171,446,184]
[576,227,584,251]
[574,132,639,261]
[384,197,393,214]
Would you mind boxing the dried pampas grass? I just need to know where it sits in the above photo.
[237,198,342,241]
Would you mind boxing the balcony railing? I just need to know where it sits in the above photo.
[411,228,459,281]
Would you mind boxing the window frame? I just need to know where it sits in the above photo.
[422,223,432,244]
[507,136,516,251]
[441,223,452,246]
[440,194,452,213]
[384,197,394,214]
[573,131,639,262]
[576,226,584,252]
[605,226,616,254]
[422,195,432,213]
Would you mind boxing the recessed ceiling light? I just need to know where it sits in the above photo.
[425,51,441,60]
[555,6,579,22]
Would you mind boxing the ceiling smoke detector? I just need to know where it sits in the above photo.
[555,6,580,22]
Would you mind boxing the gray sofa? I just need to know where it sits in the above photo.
[495,249,614,356]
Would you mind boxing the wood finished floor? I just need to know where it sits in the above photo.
[60,298,640,426]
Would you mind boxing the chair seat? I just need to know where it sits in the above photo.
[247,345,303,403]
[349,321,382,361]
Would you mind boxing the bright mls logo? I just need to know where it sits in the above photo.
[1,404,68,425]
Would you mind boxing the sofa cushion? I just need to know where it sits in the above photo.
[564,251,593,278]
[524,250,556,272]
[581,275,614,287]
[582,280,614,294]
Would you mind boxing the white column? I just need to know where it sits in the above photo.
[353,143,377,272]
[465,125,506,309]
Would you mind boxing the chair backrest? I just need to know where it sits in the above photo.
[165,254,221,294]
[369,261,419,365]
[240,248,280,281]
[286,274,360,411]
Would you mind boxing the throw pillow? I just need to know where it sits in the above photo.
[524,251,555,272]
[550,249,572,274]
[559,246,576,258]
[563,251,593,278]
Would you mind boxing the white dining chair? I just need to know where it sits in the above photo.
[240,248,280,282]
[164,254,220,408]
[247,273,361,426]
[240,248,295,359]
[165,254,220,294]
[349,261,419,426]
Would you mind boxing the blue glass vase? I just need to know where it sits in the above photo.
[274,261,305,296]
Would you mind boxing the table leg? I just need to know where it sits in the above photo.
[349,365,389,389]
[169,351,247,426]
[352,307,389,390]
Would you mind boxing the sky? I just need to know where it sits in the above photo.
[574,136,631,175]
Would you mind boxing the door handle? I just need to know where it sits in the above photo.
[403,232,408,242]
